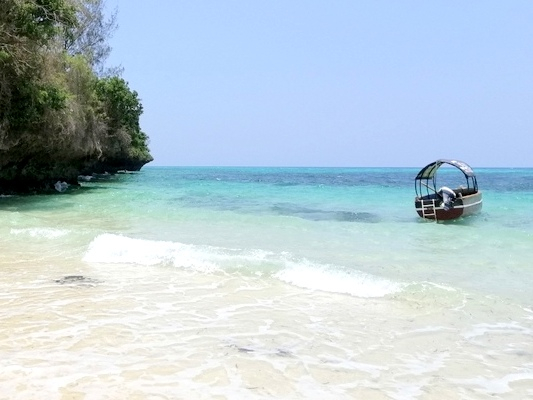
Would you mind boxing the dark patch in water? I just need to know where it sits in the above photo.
[275,348,294,357]
[272,203,380,223]
[227,344,254,353]
[55,275,100,286]
[227,344,295,357]
[274,182,299,187]
[333,211,380,222]
[237,346,254,353]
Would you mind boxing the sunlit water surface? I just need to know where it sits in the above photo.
[1,167,532,399]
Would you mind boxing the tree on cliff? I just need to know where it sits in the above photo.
[0,0,152,193]
[95,76,151,162]
[0,0,76,141]
[64,0,121,76]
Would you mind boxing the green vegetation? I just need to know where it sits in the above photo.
[0,0,152,193]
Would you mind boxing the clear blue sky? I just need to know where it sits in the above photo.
[106,1,533,167]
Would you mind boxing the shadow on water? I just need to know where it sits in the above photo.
[0,172,130,211]
[0,193,76,212]
[0,184,115,212]
[272,203,381,223]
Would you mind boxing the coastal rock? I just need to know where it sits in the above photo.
[0,154,152,195]
[54,181,69,192]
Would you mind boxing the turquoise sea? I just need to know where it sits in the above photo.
[1,166,532,399]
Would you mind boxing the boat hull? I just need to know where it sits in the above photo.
[415,191,482,221]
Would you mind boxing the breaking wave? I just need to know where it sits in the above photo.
[83,233,404,298]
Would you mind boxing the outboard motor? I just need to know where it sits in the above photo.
[439,186,456,211]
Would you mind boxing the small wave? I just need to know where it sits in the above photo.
[10,227,70,239]
[84,234,281,273]
[83,234,219,272]
[275,262,405,298]
[83,234,403,298]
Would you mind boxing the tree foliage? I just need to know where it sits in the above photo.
[64,0,119,76]
[9,0,76,44]
[0,0,152,190]
[96,76,151,160]
[0,0,75,141]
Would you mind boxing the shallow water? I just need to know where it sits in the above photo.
[1,167,532,399]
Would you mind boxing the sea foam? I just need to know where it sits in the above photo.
[274,262,404,298]
[84,233,404,297]
[83,233,219,272]
[10,227,70,239]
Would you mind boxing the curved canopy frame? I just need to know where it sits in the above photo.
[415,159,479,198]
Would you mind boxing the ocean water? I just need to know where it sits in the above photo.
[1,166,532,399]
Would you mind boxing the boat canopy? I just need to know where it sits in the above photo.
[414,159,479,199]
[415,159,476,180]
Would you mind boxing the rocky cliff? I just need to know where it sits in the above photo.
[0,0,153,194]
